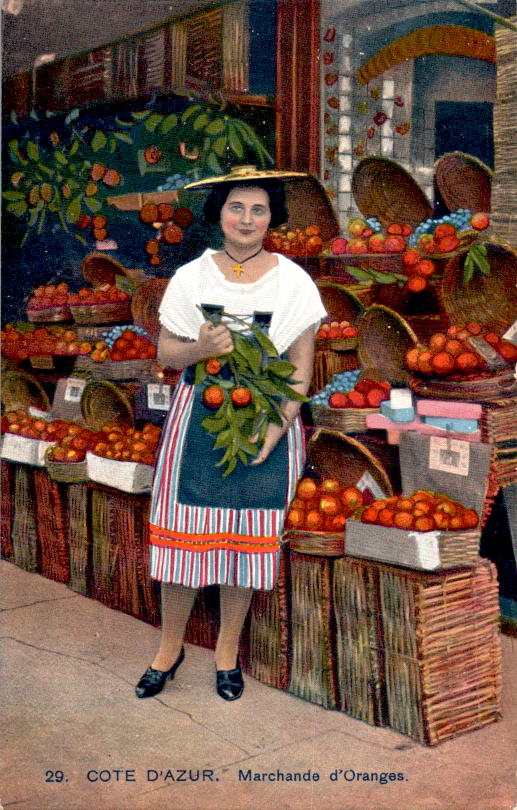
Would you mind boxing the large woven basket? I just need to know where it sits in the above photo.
[310,405,379,434]
[435,151,492,213]
[352,157,433,229]
[81,379,134,430]
[81,252,149,288]
[357,304,418,384]
[74,355,154,381]
[440,242,517,334]
[44,446,89,484]
[27,304,72,323]
[1,369,50,413]
[131,277,169,342]
[410,368,517,402]
[70,299,133,325]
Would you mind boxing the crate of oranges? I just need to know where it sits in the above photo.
[345,432,492,570]
[86,422,161,493]
[283,429,393,556]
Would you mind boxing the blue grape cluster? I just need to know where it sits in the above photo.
[310,368,362,406]
[408,209,473,247]
[156,173,192,192]
[102,324,151,348]
[365,217,382,232]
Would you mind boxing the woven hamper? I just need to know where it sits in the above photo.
[11,465,39,572]
[288,550,339,709]
[33,469,70,584]
[67,483,91,595]
[1,461,14,560]
[333,556,388,727]
[90,488,120,610]
[376,558,502,745]
[246,546,290,690]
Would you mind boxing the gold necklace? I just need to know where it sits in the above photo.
[224,247,263,278]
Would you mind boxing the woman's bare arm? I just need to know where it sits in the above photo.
[157,322,234,369]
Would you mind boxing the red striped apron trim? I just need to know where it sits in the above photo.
[149,524,279,554]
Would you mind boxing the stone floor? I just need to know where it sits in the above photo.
[1,559,516,810]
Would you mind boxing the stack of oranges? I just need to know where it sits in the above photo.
[68,283,130,307]
[285,476,365,533]
[92,422,161,466]
[406,322,517,377]
[264,224,324,257]
[360,490,479,532]
[316,320,358,340]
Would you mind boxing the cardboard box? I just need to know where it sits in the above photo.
[345,433,493,570]
[0,435,53,467]
[86,451,154,494]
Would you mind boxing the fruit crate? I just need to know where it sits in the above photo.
[86,452,154,494]
[27,304,72,323]
[70,300,132,325]
[74,355,155,381]
[345,432,494,571]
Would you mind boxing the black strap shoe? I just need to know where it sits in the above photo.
[216,665,244,701]
[135,647,185,699]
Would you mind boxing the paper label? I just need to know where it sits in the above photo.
[503,320,517,347]
[390,388,412,409]
[428,436,470,476]
[410,531,441,569]
[64,377,87,403]
[28,407,52,420]
[356,469,387,499]
[147,384,171,411]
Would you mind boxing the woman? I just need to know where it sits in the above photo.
[135,173,326,701]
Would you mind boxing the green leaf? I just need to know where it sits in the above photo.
[83,196,102,213]
[65,195,82,224]
[6,200,27,216]
[344,265,375,282]
[193,112,210,131]
[131,110,151,120]
[37,207,46,235]
[239,438,259,456]
[212,136,227,157]
[213,428,232,449]
[237,450,248,464]
[91,130,107,151]
[222,456,237,478]
[26,141,40,161]
[228,125,244,159]
[205,118,226,136]
[161,113,178,134]
[266,359,296,378]
[36,162,53,176]
[194,363,207,386]
[251,327,278,357]
[8,140,28,165]
[3,190,26,200]
[366,268,401,284]
[232,333,262,373]
[144,113,163,133]
[54,150,68,166]
[181,104,203,122]
[115,117,134,127]
[207,152,222,174]
[113,131,133,144]
[201,414,228,432]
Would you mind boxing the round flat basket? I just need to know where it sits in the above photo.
[440,242,517,333]
[434,151,492,213]
[131,277,169,342]
[27,305,72,323]
[81,253,148,288]
[409,368,517,402]
[81,380,134,430]
[351,157,433,229]
[1,369,50,412]
[316,279,365,323]
[70,300,133,325]
[306,428,393,497]
[357,304,418,384]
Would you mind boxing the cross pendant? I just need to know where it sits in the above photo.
[232,263,245,278]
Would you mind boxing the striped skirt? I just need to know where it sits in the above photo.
[149,378,305,590]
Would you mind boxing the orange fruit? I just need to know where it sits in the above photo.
[140,202,159,224]
[405,347,421,371]
[172,207,194,228]
[431,351,455,376]
[470,212,490,231]
[321,477,341,494]
[330,514,347,531]
[497,342,517,363]
[414,515,435,532]
[89,163,106,181]
[290,497,305,510]
[433,512,451,530]
[145,239,160,255]
[417,350,433,374]
[162,224,183,244]
[455,352,480,373]
[377,508,395,527]
[406,275,427,293]
[305,510,323,531]
[341,486,363,510]
[296,477,319,501]
[319,495,340,516]
[102,169,121,187]
[286,507,305,529]
[444,339,464,357]
[230,386,252,408]
[393,511,414,529]
[205,358,222,375]
[202,385,225,410]
[402,249,421,266]
[361,506,379,523]
[157,203,174,222]
[414,259,435,278]
[466,321,482,336]
[434,223,456,239]
[144,145,163,164]
[413,499,433,515]
[462,509,479,529]
[429,333,447,352]
[396,498,414,511]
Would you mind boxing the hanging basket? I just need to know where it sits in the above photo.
[81,252,148,288]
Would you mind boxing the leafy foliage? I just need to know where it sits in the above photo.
[462,243,490,284]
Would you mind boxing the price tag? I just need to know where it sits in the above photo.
[28,407,51,420]
[147,384,171,411]
[429,436,470,476]
[64,377,87,403]
[503,320,517,347]
[356,470,387,499]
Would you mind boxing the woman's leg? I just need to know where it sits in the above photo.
[151,583,197,671]
[215,585,253,671]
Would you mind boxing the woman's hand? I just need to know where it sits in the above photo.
[197,321,234,358]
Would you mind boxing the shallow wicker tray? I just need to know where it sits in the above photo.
[283,529,345,557]
[81,252,148,288]
[27,305,72,323]
[311,405,378,432]
[352,157,433,229]
[315,337,358,351]
[357,304,418,384]
[74,356,154,380]
[70,300,132,325]
[434,151,492,214]
[1,369,50,412]
[45,447,89,483]
[409,368,517,402]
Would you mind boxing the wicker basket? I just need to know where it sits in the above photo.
[1,461,14,560]
[440,242,517,334]
[11,465,38,572]
[1,369,50,413]
[81,379,134,430]
[74,355,154,381]
[44,446,89,484]
[33,469,69,584]
[284,529,345,557]
[70,299,133,325]
[434,151,492,213]
[410,368,517,402]
[81,252,148,288]
[90,488,120,609]
[357,304,418,384]
[67,483,90,595]
[310,405,378,433]
[27,305,72,323]
[352,157,433,229]
[131,278,169,342]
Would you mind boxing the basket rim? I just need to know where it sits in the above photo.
[81,379,134,429]
[308,427,393,496]
[1,369,51,412]
[351,156,433,227]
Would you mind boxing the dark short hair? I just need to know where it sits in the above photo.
[202,179,288,228]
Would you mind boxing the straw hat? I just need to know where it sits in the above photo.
[183,165,308,190]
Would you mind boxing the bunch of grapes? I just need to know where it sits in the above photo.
[156,173,193,192]
[408,209,473,247]
[365,217,382,233]
[310,369,362,406]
